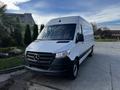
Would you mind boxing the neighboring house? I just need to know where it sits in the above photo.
[95,28,120,40]
[5,13,35,35]
[6,13,35,26]
[110,30,120,40]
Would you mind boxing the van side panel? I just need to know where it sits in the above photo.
[68,17,94,61]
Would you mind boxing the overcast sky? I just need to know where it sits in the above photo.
[1,0,120,29]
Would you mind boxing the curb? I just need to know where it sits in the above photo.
[0,65,25,74]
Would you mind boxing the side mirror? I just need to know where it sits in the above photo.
[76,33,84,43]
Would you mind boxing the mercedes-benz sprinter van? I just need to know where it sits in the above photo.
[25,16,94,79]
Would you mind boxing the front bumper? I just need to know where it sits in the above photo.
[25,66,67,75]
[25,57,73,75]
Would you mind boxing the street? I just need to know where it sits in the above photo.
[8,42,120,90]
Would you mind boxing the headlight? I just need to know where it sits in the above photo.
[56,50,70,58]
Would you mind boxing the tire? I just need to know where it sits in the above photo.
[69,60,79,80]
[88,46,94,57]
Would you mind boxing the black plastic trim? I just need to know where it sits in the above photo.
[78,45,94,60]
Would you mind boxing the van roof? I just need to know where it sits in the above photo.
[47,16,88,26]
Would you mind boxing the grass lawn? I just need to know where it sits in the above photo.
[95,39,119,42]
[0,55,24,70]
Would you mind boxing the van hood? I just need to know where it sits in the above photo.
[26,40,73,53]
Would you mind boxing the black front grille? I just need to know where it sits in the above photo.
[26,51,55,69]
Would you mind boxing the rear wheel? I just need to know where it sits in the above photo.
[88,46,94,57]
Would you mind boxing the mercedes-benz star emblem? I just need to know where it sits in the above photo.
[34,54,39,60]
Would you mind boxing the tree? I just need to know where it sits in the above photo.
[0,3,13,47]
[32,24,38,41]
[94,28,102,35]
[0,2,24,47]
[39,24,44,33]
[91,22,98,34]
[0,3,6,19]
[12,24,23,46]
[0,4,7,31]
[24,24,32,46]
[0,36,16,47]
[101,30,111,39]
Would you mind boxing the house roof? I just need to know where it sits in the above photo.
[6,13,35,25]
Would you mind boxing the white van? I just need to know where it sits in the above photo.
[25,16,94,79]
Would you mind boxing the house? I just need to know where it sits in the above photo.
[6,13,35,26]
[110,30,120,40]
[5,13,35,35]
[94,27,120,40]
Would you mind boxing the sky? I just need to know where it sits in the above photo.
[1,0,120,29]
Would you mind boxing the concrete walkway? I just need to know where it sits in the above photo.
[0,70,26,89]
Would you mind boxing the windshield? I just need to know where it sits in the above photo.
[37,24,76,40]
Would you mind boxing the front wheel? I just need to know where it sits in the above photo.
[69,61,79,80]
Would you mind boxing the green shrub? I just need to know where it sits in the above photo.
[32,24,38,41]
[0,36,16,47]
[12,29,23,46]
[0,47,15,53]
[24,24,32,46]
[39,24,44,33]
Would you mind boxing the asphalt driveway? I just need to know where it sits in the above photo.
[8,42,120,90]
